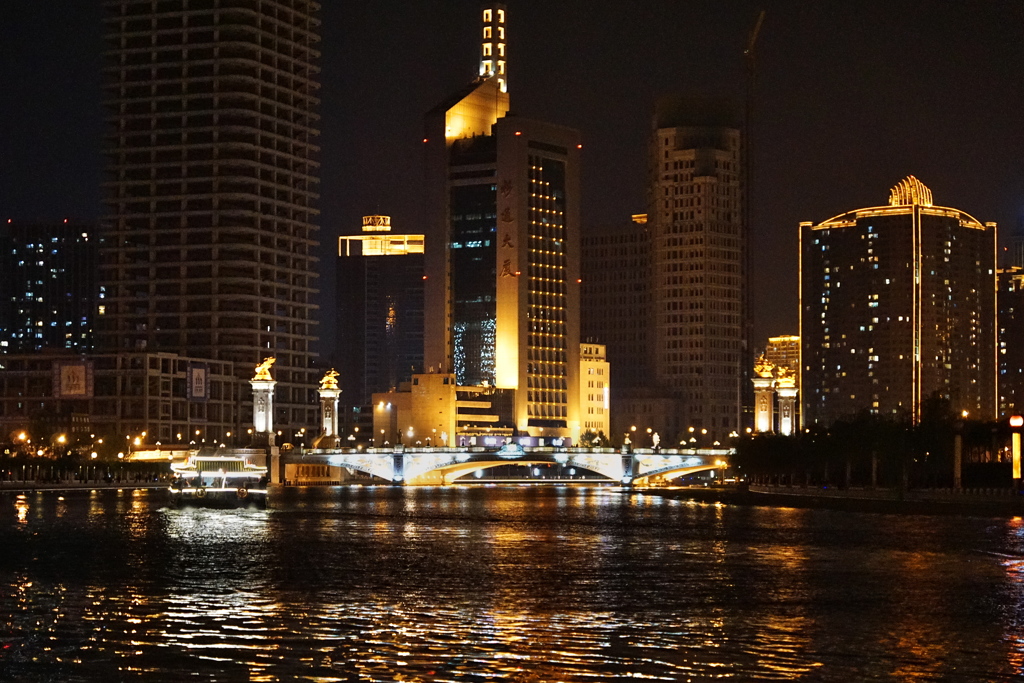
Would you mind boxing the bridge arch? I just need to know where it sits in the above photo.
[297,447,730,487]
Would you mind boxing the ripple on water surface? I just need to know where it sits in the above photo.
[1,486,1022,681]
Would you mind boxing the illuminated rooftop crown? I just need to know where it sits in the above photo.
[889,176,933,207]
[479,4,508,93]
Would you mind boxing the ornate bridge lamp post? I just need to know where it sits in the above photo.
[250,357,277,448]
[776,369,798,436]
[752,354,776,434]
[314,369,341,449]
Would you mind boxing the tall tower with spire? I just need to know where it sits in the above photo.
[423,4,582,439]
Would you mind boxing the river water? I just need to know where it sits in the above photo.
[2,485,1024,681]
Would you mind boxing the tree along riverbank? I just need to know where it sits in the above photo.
[647,484,1024,517]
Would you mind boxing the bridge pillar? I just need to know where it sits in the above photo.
[392,452,405,485]
[621,453,638,486]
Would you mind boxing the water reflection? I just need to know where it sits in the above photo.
[0,487,1022,681]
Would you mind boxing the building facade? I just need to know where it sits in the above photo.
[99,0,321,433]
[800,176,997,425]
[336,215,424,404]
[0,351,242,450]
[580,215,652,395]
[423,3,582,439]
[579,342,610,437]
[1,220,96,354]
[647,97,745,439]
[998,268,1024,418]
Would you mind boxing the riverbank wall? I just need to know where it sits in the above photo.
[648,484,1024,517]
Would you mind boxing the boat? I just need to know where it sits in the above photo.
[168,449,269,507]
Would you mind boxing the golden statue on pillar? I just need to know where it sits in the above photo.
[753,353,775,379]
[253,357,276,381]
[319,369,340,391]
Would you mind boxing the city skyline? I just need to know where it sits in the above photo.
[1,0,1022,351]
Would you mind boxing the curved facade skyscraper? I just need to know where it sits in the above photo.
[99,0,321,434]
[800,176,997,425]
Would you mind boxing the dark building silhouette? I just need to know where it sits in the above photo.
[580,215,652,417]
[336,216,424,403]
[800,176,997,425]
[0,220,96,354]
[98,0,321,431]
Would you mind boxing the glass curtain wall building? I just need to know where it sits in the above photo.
[423,3,582,438]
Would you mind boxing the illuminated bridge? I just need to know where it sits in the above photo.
[285,444,731,487]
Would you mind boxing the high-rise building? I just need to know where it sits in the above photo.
[579,343,610,437]
[764,335,799,379]
[580,215,652,393]
[647,96,745,439]
[423,3,582,439]
[1,220,96,354]
[998,267,1024,417]
[336,215,424,404]
[800,176,997,425]
[99,0,321,432]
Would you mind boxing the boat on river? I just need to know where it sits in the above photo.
[168,450,268,507]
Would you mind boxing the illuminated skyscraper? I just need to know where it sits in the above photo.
[99,0,321,431]
[800,176,997,425]
[336,216,424,403]
[424,3,582,438]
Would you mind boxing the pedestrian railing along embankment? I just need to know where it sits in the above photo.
[749,485,1022,501]
[0,479,167,493]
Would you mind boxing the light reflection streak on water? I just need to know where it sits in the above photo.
[15,494,28,523]
[1,487,1021,681]
[1002,516,1024,677]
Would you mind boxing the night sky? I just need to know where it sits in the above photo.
[2,0,1022,353]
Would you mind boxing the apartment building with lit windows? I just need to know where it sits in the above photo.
[800,177,996,425]
[99,0,321,432]
[1,220,96,354]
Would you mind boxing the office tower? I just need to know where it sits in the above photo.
[336,215,424,404]
[99,0,321,431]
[1,220,96,354]
[579,343,610,437]
[424,3,582,438]
[580,215,652,393]
[764,335,799,379]
[648,96,745,439]
[800,176,997,426]
[998,268,1024,417]
[1006,217,1024,269]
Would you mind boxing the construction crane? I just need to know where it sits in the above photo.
[740,10,765,430]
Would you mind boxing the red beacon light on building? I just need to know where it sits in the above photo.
[1011,415,1023,428]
